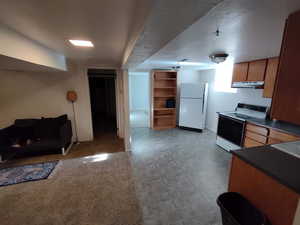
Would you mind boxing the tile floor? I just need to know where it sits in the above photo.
[130,128,231,225]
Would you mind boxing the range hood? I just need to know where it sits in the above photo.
[232,81,264,88]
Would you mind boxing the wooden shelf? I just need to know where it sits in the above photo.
[151,70,177,130]
[154,95,176,98]
[153,125,176,130]
[155,78,176,81]
[154,87,176,89]
[154,115,174,118]
[154,108,176,111]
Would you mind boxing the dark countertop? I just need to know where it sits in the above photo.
[246,118,300,136]
[218,112,300,136]
[231,146,300,195]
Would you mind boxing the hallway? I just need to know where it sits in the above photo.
[130,110,149,128]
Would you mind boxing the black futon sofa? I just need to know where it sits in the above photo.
[0,115,72,161]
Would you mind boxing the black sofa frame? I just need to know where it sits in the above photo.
[0,117,73,162]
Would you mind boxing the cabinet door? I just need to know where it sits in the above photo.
[245,130,267,144]
[263,57,279,98]
[232,62,249,83]
[267,137,282,145]
[246,123,269,136]
[244,137,264,148]
[271,11,300,125]
[247,59,267,81]
[269,129,300,142]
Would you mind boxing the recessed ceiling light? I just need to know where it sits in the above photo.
[69,40,94,47]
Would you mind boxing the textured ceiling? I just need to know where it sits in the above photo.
[0,0,152,67]
[124,0,223,69]
[135,0,300,71]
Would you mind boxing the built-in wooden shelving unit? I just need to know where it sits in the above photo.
[150,70,177,130]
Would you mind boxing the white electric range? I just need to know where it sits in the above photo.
[216,103,269,151]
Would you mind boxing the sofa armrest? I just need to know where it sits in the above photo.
[59,120,72,148]
[0,125,15,145]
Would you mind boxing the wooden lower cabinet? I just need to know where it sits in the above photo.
[243,122,300,147]
[244,137,264,148]
[246,123,269,136]
[245,130,267,144]
[229,156,300,225]
[267,137,282,145]
[269,129,300,142]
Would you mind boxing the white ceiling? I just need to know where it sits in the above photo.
[2,0,300,71]
[135,0,300,71]
[0,0,152,67]
[124,0,223,68]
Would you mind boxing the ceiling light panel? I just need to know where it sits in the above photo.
[69,40,94,47]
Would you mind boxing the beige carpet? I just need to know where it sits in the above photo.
[0,152,142,225]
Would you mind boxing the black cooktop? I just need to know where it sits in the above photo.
[228,113,252,120]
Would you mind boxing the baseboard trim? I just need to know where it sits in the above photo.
[179,126,203,132]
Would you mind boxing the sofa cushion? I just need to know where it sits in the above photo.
[33,115,68,139]
[34,118,60,139]
[0,130,8,145]
[13,120,38,141]
[14,119,38,127]
[55,114,68,125]
[25,139,61,152]
[5,126,33,144]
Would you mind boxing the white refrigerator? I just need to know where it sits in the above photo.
[179,83,208,130]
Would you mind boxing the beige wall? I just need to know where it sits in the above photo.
[0,63,93,142]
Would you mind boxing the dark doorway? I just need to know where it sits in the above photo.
[88,69,117,139]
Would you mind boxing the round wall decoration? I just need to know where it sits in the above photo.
[66,91,78,102]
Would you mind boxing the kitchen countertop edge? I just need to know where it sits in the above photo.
[231,146,300,195]
[218,112,300,137]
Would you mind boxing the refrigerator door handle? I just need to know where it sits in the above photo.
[202,84,206,114]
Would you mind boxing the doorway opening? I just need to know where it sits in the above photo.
[129,72,150,128]
[88,69,123,152]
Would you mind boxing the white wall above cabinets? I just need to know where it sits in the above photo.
[197,69,271,132]
[177,68,271,132]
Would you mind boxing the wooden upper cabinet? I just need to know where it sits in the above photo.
[263,57,279,98]
[247,59,267,81]
[271,10,300,125]
[232,62,249,83]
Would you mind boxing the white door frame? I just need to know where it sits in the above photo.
[118,69,131,151]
